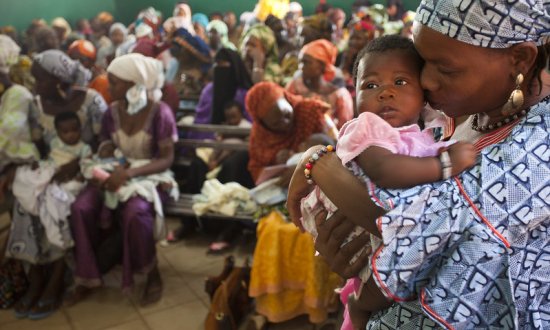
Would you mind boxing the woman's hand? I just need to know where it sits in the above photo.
[286,146,323,229]
[314,210,371,279]
[52,158,80,183]
[103,165,130,192]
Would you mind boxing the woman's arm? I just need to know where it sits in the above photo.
[104,139,174,191]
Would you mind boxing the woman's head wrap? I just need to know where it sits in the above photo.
[107,53,164,115]
[207,20,236,50]
[33,49,91,87]
[415,0,550,48]
[300,39,338,81]
[68,40,97,61]
[0,35,21,74]
[164,3,195,35]
[192,13,209,29]
[109,22,128,38]
[51,17,72,39]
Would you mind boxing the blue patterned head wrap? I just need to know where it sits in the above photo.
[415,0,550,48]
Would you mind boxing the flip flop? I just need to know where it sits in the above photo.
[27,298,59,320]
[207,241,231,255]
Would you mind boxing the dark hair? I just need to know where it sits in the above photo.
[223,100,243,112]
[54,111,81,129]
[531,41,550,95]
[352,35,424,83]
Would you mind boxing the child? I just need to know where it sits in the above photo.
[81,140,179,238]
[207,101,252,170]
[12,111,91,249]
[299,35,477,329]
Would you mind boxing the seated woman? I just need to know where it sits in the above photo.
[245,81,343,323]
[170,27,212,99]
[68,53,178,307]
[239,24,282,85]
[286,39,354,129]
[5,49,106,320]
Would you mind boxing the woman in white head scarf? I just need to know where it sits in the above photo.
[68,53,179,307]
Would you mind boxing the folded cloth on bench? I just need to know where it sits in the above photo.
[192,179,256,216]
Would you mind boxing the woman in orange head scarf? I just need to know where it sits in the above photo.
[246,81,327,182]
[286,39,354,129]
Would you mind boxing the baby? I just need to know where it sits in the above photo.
[207,101,252,170]
[12,111,92,248]
[299,35,477,329]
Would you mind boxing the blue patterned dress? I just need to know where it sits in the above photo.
[365,98,550,329]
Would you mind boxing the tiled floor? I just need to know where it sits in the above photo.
[0,217,338,330]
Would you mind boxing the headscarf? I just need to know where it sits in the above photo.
[171,27,212,73]
[68,40,97,61]
[0,35,21,74]
[211,48,253,124]
[415,0,550,48]
[300,39,338,82]
[33,49,91,87]
[107,53,164,115]
[207,20,236,50]
[109,22,128,39]
[163,2,196,35]
[246,81,326,180]
[255,0,290,21]
[135,23,154,39]
[51,17,72,40]
[192,13,209,30]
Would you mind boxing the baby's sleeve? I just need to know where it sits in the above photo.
[336,112,402,165]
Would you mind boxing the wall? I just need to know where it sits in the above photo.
[2,0,419,33]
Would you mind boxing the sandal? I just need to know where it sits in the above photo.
[207,241,231,255]
[27,298,60,320]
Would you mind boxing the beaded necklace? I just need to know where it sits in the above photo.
[471,94,550,132]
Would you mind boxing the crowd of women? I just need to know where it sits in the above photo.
[0,0,548,328]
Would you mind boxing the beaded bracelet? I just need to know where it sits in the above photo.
[439,150,452,180]
[304,145,335,184]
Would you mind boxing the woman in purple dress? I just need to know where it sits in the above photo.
[68,53,178,306]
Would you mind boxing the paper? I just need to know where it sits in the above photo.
[255,164,292,185]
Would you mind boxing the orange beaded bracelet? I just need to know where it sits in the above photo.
[304,145,335,184]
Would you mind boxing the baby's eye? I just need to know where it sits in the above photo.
[395,79,408,86]
[366,82,379,89]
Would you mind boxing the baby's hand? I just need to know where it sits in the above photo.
[447,141,477,176]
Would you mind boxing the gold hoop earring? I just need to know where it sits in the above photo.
[56,84,67,100]
[501,73,524,116]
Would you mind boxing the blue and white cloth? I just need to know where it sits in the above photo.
[367,98,550,329]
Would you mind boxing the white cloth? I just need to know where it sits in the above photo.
[192,179,257,216]
[12,163,56,215]
[81,157,179,240]
[107,53,164,115]
[0,35,20,74]
[163,3,195,35]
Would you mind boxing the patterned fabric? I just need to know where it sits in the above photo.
[0,259,28,309]
[368,99,550,328]
[0,85,39,172]
[416,0,550,48]
[33,50,91,87]
[32,88,107,145]
[246,82,326,181]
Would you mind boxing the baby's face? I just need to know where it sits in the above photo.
[355,49,425,128]
[98,143,116,158]
[224,106,243,126]
[56,119,81,146]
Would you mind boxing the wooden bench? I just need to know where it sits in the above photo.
[168,123,253,221]
[164,193,254,221]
